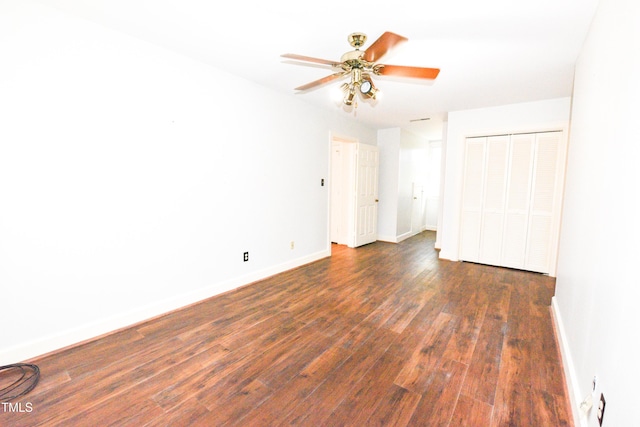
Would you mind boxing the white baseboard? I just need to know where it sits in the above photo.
[0,249,330,365]
[551,296,586,427]
[396,231,415,243]
[437,250,458,261]
[376,234,398,243]
[377,228,435,245]
[377,233,419,244]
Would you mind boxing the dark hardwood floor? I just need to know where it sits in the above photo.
[1,231,572,426]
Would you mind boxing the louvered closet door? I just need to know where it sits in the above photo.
[501,134,535,269]
[478,136,510,266]
[459,131,563,274]
[459,137,486,262]
[525,132,561,272]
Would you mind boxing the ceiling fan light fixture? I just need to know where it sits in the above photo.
[359,76,379,99]
[343,87,356,106]
[359,80,372,94]
[365,86,379,100]
[331,83,348,103]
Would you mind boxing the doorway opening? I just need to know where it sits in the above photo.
[329,135,379,248]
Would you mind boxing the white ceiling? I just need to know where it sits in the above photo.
[41,0,600,135]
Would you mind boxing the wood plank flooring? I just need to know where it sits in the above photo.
[1,231,572,426]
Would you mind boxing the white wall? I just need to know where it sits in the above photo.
[377,128,434,243]
[424,141,442,231]
[397,130,429,240]
[376,128,401,242]
[435,121,448,249]
[553,0,640,425]
[0,0,376,364]
[438,98,572,261]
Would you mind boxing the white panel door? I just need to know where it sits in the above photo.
[525,132,561,272]
[459,137,486,262]
[478,136,510,266]
[353,143,379,247]
[501,133,535,269]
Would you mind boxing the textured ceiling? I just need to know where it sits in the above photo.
[40,0,600,135]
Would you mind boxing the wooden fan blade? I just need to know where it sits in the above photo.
[376,64,440,80]
[294,72,347,91]
[363,32,408,62]
[281,53,341,67]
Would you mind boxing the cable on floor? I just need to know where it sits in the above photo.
[0,363,40,402]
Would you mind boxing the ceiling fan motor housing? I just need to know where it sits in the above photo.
[340,50,365,67]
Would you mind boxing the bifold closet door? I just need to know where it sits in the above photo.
[459,131,563,274]
[525,132,561,272]
[501,133,535,269]
[478,135,510,266]
[459,137,486,262]
[459,135,510,267]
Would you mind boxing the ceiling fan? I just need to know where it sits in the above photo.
[281,31,440,106]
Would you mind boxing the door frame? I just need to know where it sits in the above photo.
[329,134,380,249]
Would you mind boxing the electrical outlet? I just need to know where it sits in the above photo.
[243,252,249,262]
[290,241,295,250]
[597,393,606,426]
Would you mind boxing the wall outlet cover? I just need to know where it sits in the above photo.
[597,393,606,426]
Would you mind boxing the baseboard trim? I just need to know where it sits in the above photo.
[396,231,412,243]
[551,296,586,427]
[0,249,331,365]
[438,250,458,261]
[376,234,398,243]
